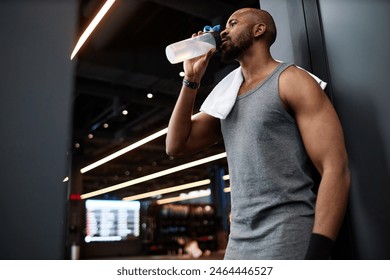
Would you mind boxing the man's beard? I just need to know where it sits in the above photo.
[221,29,253,63]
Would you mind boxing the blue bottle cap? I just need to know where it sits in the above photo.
[203,25,221,32]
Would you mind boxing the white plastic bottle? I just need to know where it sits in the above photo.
[165,31,221,64]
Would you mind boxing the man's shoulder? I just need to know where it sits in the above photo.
[279,65,326,108]
[280,65,322,92]
[281,65,312,83]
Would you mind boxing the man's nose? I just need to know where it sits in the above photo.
[220,28,228,38]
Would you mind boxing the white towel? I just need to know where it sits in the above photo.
[200,62,327,119]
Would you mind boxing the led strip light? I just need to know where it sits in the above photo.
[80,113,202,174]
[80,128,168,173]
[156,189,211,205]
[122,179,211,201]
[122,174,230,203]
[80,152,227,199]
[155,175,231,204]
[71,0,116,60]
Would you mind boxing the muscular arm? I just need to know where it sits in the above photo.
[166,87,221,157]
[280,67,351,241]
[166,35,221,157]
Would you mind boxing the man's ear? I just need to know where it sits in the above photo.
[254,23,266,38]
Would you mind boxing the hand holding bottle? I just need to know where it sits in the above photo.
[183,31,218,83]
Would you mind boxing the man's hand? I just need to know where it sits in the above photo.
[183,31,217,83]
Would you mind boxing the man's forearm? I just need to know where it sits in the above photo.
[305,167,350,259]
[312,167,350,240]
[165,84,198,156]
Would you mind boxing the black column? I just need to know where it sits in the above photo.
[0,0,78,259]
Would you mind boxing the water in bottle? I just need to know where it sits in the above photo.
[165,26,221,64]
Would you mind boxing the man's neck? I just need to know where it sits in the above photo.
[239,49,278,83]
[239,45,278,81]
[235,48,279,96]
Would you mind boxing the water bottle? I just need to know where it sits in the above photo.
[165,25,221,64]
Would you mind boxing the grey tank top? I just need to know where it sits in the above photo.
[221,62,316,259]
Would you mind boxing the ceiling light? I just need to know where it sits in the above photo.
[103,123,109,128]
[156,189,211,205]
[222,174,230,192]
[80,127,168,173]
[70,0,116,60]
[122,110,128,115]
[147,93,153,99]
[80,152,227,199]
[63,177,69,183]
[179,71,185,77]
[80,113,202,174]
[88,134,94,139]
[123,179,210,201]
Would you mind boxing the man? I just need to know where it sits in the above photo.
[166,8,350,259]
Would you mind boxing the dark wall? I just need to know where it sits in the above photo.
[318,0,390,259]
[0,0,77,259]
[261,0,312,70]
[260,0,390,259]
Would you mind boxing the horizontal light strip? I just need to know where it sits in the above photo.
[123,179,210,201]
[80,128,168,174]
[80,152,227,200]
[80,113,202,174]
[85,236,121,243]
[148,175,230,205]
[71,0,116,60]
[156,186,231,205]
[156,189,211,205]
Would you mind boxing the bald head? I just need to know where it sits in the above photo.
[231,8,277,46]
